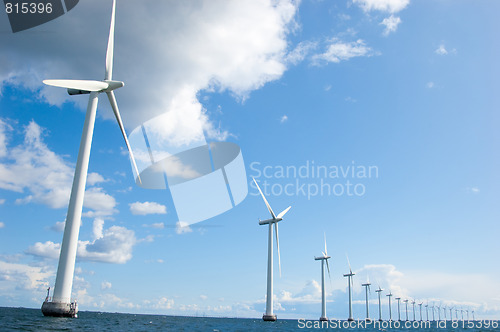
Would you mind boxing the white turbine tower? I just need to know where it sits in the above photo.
[472,310,475,321]
[404,299,409,321]
[418,302,423,321]
[361,279,372,321]
[315,233,331,322]
[437,304,441,321]
[443,305,447,321]
[425,302,429,321]
[395,297,402,321]
[375,286,383,322]
[449,307,453,321]
[343,255,355,321]
[253,178,291,322]
[431,303,435,321]
[41,0,140,318]
[412,300,416,321]
[387,291,393,321]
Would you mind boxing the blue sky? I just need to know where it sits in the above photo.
[1,0,499,320]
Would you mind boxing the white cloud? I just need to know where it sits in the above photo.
[380,15,402,35]
[1,0,300,149]
[312,39,374,64]
[353,0,410,13]
[0,221,4,228]
[26,220,137,264]
[285,41,317,65]
[435,44,448,55]
[50,221,65,232]
[427,82,435,89]
[83,187,118,217]
[200,295,208,301]
[0,260,52,290]
[0,120,73,208]
[101,281,112,290]
[142,222,165,229]
[25,241,61,260]
[175,221,193,234]
[129,201,167,216]
[467,187,480,194]
[77,223,137,264]
[87,172,107,186]
[280,115,288,123]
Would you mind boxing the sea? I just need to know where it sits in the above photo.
[1,307,498,331]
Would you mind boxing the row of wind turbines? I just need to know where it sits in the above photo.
[253,178,477,322]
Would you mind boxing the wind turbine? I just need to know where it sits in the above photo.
[437,304,441,321]
[449,307,453,321]
[315,233,331,322]
[41,0,141,318]
[425,302,429,321]
[466,309,469,321]
[418,302,423,321]
[375,286,383,322]
[404,299,409,321]
[343,255,356,321]
[431,303,435,321]
[472,310,475,321]
[443,305,447,321]
[253,178,291,322]
[387,291,393,321]
[395,297,401,321]
[361,279,372,321]
[412,300,416,321]
[461,308,464,321]
[455,308,458,320]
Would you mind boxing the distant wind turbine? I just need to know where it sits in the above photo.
[404,299,409,321]
[425,302,429,321]
[253,178,291,322]
[375,286,383,322]
[418,302,423,321]
[437,304,441,321]
[431,303,435,321]
[449,307,453,321]
[343,255,356,321]
[387,291,393,321]
[395,297,401,321]
[466,309,469,321]
[461,308,464,321]
[41,0,141,318]
[361,279,372,321]
[443,305,447,321]
[472,310,475,321]
[412,300,416,321]
[314,233,331,322]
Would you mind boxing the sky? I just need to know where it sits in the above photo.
[1,0,499,321]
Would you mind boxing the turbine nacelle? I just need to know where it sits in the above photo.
[258,217,282,225]
[314,255,330,260]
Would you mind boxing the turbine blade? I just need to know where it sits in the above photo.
[252,178,276,219]
[324,232,327,256]
[275,222,281,277]
[277,206,291,219]
[106,91,142,184]
[105,0,116,80]
[326,259,332,288]
[346,253,352,274]
[43,79,108,91]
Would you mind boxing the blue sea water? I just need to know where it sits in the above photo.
[0,307,498,331]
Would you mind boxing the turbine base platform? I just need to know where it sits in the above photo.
[263,314,277,321]
[348,318,355,322]
[319,317,328,321]
[41,300,78,318]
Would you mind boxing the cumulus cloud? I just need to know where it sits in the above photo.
[101,281,112,290]
[435,44,448,55]
[380,15,402,35]
[1,0,300,148]
[143,222,165,229]
[87,173,107,186]
[0,221,5,228]
[0,120,73,208]
[0,260,52,290]
[26,219,137,264]
[0,119,117,216]
[129,201,167,216]
[78,221,137,264]
[175,221,193,234]
[312,39,374,64]
[280,115,288,123]
[353,0,410,13]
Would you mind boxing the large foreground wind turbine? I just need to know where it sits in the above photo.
[361,279,371,321]
[343,255,356,321]
[315,233,331,321]
[253,178,291,322]
[41,0,140,318]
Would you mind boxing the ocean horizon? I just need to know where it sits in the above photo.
[1,306,498,331]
